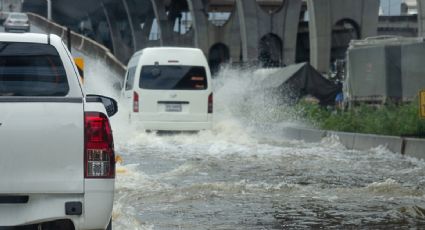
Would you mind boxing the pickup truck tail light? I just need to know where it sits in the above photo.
[84,112,115,178]
[133,91,139,113]
[208,93,213,113]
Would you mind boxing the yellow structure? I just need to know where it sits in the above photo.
[74,57,84,82]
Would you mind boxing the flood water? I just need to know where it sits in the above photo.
[84,59,425,229]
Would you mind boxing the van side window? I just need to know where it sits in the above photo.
[125,66,136,91]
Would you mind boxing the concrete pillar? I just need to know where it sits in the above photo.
[307,0,379,73]
[102,2,132,62]
[307,0,332,73]
[236,0,259,63]
[122,0,154,51]
[358,0,380,37]
[282,0,303,65]
[187,0,210,53]
[235,0,301,66]
[418,0,425,37]
[222,12,243,63]
[142,15,154,45]
[122,0,137,52]
[151,0,175,46]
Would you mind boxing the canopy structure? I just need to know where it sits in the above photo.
[256,62,342,106]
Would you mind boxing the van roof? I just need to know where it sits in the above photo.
[131,47,203,57]
[128,47,208,69]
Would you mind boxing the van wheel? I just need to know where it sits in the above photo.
[106,218,112,230]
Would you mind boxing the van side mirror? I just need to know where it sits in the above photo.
[86,94,118,117]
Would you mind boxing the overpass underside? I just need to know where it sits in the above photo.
[23,0,384,73]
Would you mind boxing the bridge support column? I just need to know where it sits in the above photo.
[418,0,425,37]
[187,0,210,53]
[236,0,302,66]
[187,0,242,67]
[142,15,154,45]
[122,0,139,52]
[236,0,259,63]
[102,2,132,62]
[280,0,303,65]
[307,0,379,73]
[151,0,175,46]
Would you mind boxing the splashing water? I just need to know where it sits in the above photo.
[82,59,425,229]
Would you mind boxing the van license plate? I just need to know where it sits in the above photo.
[165,104,182,112]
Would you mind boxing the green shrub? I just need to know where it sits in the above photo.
[295,101,425,137]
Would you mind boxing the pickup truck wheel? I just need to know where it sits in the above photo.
[106,218,112,230]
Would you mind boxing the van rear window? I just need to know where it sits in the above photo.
[139,65,207,90]
[0,42,69,96]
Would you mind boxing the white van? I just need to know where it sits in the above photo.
[121,47,213,131]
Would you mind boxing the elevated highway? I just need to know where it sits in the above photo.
[21,0,390,73]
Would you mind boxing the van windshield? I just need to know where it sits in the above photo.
[0,42,69,96]
[139,65,207,90]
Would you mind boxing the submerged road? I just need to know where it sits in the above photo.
[108,68,425,229]
[3,25,425,229]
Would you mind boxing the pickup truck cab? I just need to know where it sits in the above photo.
[0,33,116,229]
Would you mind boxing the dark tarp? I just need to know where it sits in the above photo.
[260,62,342,106]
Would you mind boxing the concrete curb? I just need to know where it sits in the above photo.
[281,125,424,160]
[403,138,425,160]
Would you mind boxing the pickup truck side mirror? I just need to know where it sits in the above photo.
[86,94,118,117]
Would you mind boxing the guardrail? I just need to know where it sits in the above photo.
[26,13,126,81]
[278,126,425,160]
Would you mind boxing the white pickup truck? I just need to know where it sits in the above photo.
[0,33,117,229]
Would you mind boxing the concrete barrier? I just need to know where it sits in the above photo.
[403,138,425,160]
[352,133,403,154]
[327,131,356,149]
[297,128,327,143]
[283,126,424,159]
[27,13,126,81]
[281,126,301,140]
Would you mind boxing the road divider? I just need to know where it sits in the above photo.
[278,124,425,160]
[27,13,125,82]
[403,138,425,160]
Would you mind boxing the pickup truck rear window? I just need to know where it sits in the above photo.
[0,42,69,96]
[139,65,207,90]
